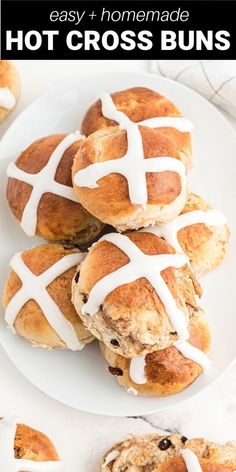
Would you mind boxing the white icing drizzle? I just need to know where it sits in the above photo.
[138,116,193,131]
[0,87,16,109]
[74,92,191,205]
[7,132,81,237]
[100,92,131,128]
[99,92,194,132]
[127,387,138,395]
[102,450,119,468]
[174,340,212,370]
[129,337,211,386]
[83,232,189,342]
[0,417,63,471]
[129,356,147,384]
[143,209,227,255]
[181,448,203,472]
[5,251,86,351]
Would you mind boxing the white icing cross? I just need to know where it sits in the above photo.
[74,92,192,205]
[181,449,203,472]
[83,232,189,341]
[0,87,16,109]
[0,417,63,471]
[142,209,227,255]
[7,132,82,237]
[75,123,186,205]
[82,232,211,373]
[129,357,147,385]
[5,251,85,351]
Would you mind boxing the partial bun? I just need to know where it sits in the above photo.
[72,126,188,231]
[100,434,236,471]
[101,310,210,396]
[72,231,202,358]
[0,60,20,122]
[2,244,94,350]
[145,193,229,278]
[6,133,103,243]
[0,417,61,467]
[14,423,59,462]
[81,87,192,171]
[177,193,229,277]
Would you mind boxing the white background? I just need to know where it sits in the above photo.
[0,60,236,471]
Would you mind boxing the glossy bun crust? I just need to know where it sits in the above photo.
[100,434,236,471]
[81,87,192,171]
[72,126,188,230]
[14,423,59,461]
[101,310,210,396]
[72,232,202,358]
[6,133,103,243]
[177,193,230,277]
[2,244,94,349]
[0,60,20,122]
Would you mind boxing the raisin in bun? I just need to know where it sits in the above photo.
[6,133,103,243]
[72,126,188,231]
[101,310,211,397]
[2,244,94,350]
[81,87,192,171]
[0,417,61,466]
[100,434,236,471]
[0,60,20,123]
[72,231,202,358]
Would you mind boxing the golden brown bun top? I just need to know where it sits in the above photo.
[10,133,80,186]
[6,133,101,241]
[73,125,183,206]
[4,243,80,287]
[100,434,236,471]
[2,243,93,349]
[81,87,182,136]
[3,243,81,317]
[7,133,81,228]
[14,423,59,461]
[79,231,201,313]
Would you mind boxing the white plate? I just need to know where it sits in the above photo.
[0,71,236,417]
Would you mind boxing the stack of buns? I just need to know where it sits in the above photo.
[3,86,230,397]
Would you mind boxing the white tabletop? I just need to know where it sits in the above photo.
[1,60,236,471]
